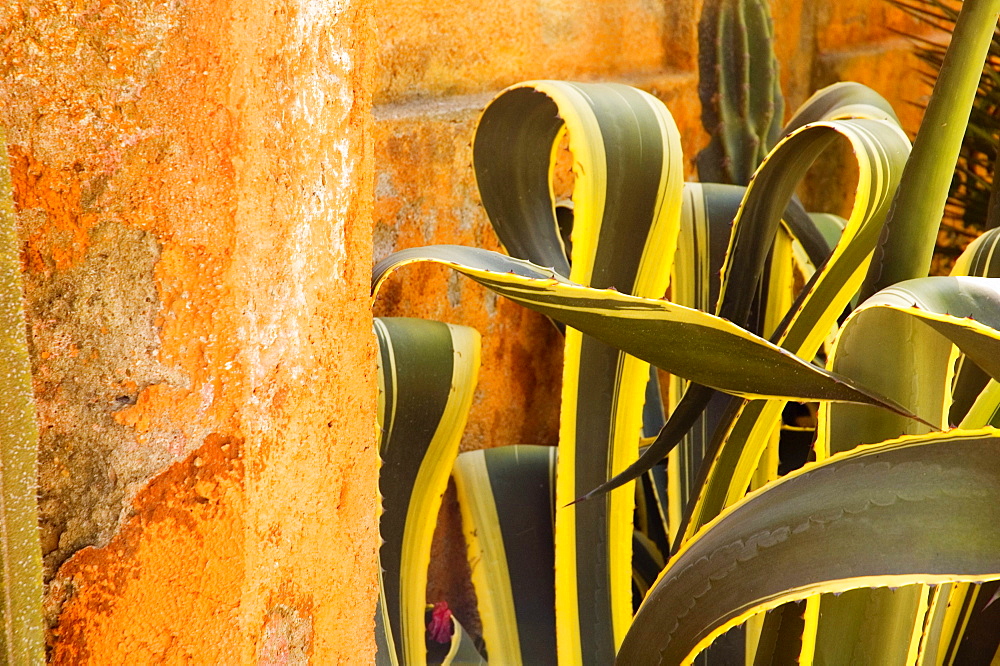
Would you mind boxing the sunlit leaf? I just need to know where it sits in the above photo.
[374,318,481,666]
[619,429,1000,665]
[473,80,685,661]
[453,446,557,665]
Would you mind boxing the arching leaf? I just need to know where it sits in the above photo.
[374,318,481,666]
[618,430,1000,665]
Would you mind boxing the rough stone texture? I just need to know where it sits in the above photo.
[374,0,673,104]
[814,42,937,133]
[49,435,245,663]
[3,0,378,661]
[770,0,816,111]
[24,219,184,582]
[815,0,945,54]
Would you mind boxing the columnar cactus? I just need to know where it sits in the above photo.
[697,0,785,185]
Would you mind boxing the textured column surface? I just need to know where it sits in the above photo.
[1,0,378,662]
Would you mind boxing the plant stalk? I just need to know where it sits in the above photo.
[0,131,44,665]
[861,0,1000,299]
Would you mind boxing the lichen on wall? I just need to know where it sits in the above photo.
[48,434,246,663]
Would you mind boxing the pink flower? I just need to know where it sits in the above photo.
[428,601,453,644]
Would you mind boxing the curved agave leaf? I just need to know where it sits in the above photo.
[452,446,557,666]
[821,276,1000,452]
[920,233,1000,666]
[615,183,818,536]
[0,129,43,665]
[663,184,746,533]
[569,113,911,564]
[472,84,571,277]
[781,82,901,136]
[473,81,683,291]
[674,115,912,542]
[809,276,1000,663]
[811,276,1000,663]
[647,185,830,547]
[473,80,685,662]
[372,246,913,410]
[952,227,1000,279]
[949,228,1000,424]
[716,118,909,341]
[374,318,481,666]
[617,429,1000,665]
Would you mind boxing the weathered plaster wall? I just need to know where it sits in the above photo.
[2,0,377,661]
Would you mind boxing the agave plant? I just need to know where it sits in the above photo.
[372,0,1000,663]
[373,317,486,665]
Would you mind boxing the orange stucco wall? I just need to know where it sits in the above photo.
[3,0,377,661]
[1,0,946,662]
